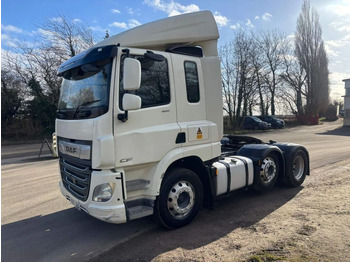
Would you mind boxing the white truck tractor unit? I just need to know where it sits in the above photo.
[56,11,309,229]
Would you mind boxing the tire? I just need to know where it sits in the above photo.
[254,152,280,191]
[284,150,308,187]
[155,168,203,229]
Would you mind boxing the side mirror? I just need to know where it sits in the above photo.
[122,93,141,111]
[118,93,141,122]
[123,58,141,91]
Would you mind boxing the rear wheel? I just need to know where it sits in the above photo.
[254,152,280,191]
[284,150,308,187]
[155,168,203,229]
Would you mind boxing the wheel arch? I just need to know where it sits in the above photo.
[164,156,215,208]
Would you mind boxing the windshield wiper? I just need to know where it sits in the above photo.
[73,99,101,118]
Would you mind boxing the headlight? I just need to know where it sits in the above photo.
[92,183,115,202]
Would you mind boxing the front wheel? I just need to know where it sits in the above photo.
[155,168,203,229]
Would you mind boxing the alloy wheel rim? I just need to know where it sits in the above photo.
[167,181,195,218]
[293,155,305,180]
[260,157,277,183]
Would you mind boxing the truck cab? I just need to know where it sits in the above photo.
[56,11,223,226]
[56,11,309,229]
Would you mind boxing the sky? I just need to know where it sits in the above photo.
[2,0,350,100]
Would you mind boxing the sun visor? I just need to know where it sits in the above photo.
[57,45,118,77]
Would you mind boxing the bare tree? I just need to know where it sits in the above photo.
[233,29,255,122]
[313,41,329,113]
[219,0,329,125]
[258,30,286,115]
[249,33,268,115]
[220,30,261,128]
[4,15,95,95]
[1,15,97,138]
[280,38,307,115]
[39,14,95,59]
[295,0,329,114]
[220,42,238,129]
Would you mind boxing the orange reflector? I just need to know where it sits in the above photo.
[216,169,218,176]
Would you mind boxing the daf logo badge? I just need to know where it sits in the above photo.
[66,146,77,154]
[59,141,91,160]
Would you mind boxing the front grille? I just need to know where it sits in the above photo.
[60,157,92,201]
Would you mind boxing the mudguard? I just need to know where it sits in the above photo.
[236,144,284,179]
[237,144,283,162]
[273,143,310,177]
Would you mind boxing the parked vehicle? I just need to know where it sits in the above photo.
[242,116,270,130]
[325,105,339,121]
[258,116,285,129]
[55,11,309,229]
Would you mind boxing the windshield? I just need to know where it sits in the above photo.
[251,117,263,122]
[57,59,112,119]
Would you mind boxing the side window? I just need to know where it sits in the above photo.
[119,54,170,109]
[184,61,200,103]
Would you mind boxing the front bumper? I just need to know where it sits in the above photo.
[59,169,127,224]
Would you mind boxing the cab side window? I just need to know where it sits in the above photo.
[120,55,170,109]
[184,61,200,103]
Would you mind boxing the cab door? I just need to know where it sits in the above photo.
[113,49,180,167]
[171,54,210,148]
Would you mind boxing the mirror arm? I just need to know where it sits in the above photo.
[118,111,128,122]
[122,48,130,57]
[119,51,130,122]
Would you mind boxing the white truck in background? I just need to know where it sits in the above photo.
[56,11,309,229]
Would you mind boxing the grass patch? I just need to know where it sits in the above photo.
[247,255,263,262]
[247,251,286,262]
[297,225,316,236]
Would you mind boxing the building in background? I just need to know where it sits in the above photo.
[343,78,350,126]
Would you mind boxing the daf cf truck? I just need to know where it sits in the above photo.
[56,11,309,229]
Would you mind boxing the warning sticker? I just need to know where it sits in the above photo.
[188,125,208,142]
[197,128,203,139]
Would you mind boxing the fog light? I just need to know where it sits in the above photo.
[92,183,114,202]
